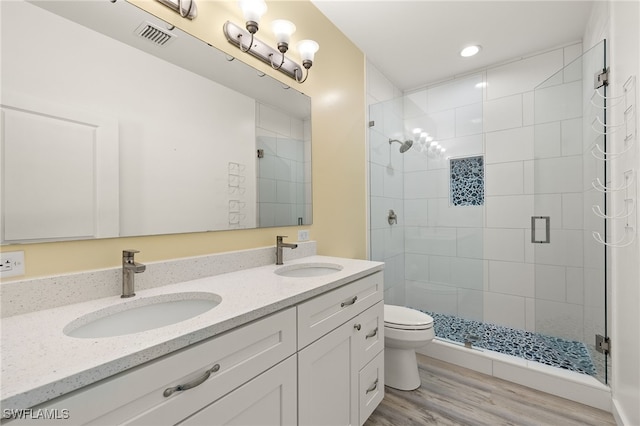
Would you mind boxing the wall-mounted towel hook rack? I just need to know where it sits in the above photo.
[590,139,635,160]
[590,73,637,249]
[593,226,636,248]
[592,199,634,219]
[591,116,624,135]
[592,173,634,192]
[591,89,624,105]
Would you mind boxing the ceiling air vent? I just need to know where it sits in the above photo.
[134,22,175,47]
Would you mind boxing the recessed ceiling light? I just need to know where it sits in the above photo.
[460,45,481,57]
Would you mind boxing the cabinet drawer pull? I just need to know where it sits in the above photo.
[163,364,220,397]
[365,327,378,339]
[340,296,358,308]
[366,379,379,394]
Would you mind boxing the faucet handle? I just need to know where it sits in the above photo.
[123,249,140,257]
[276,235,288,242]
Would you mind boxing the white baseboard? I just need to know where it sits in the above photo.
[418,339,612,413]
[612,397,633,426]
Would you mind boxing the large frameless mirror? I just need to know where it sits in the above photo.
[0,0,312,244]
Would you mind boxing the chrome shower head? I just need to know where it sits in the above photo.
[389,138,413,153]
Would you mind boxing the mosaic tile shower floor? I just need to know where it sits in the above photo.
[424,311,597,376]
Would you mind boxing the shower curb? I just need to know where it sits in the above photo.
[417,339,612,412]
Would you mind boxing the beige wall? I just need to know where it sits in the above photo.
[1,0,367,280]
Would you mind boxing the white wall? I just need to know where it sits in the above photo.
[582,1,640,423]
[607,1,640,424]
[2,1,258,236]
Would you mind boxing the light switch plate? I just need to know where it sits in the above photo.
[1,251,25,278]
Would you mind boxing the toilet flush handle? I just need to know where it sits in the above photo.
[354,323,361,331]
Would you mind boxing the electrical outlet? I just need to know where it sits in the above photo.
[298,230,310,241]
[0,251,25,278]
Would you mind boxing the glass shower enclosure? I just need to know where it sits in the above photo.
[533,40,608,382]
[369,41,609,383]
[369,73,486,340]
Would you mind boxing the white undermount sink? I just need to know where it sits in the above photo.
[64,292,222,338]
[274,262,343,278]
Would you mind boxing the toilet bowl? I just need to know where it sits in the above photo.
[384,304,434,391]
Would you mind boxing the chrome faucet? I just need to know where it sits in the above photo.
[122,249,146,298]
[276,236,298,265]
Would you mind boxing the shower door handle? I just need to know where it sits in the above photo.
[531,216,550,244]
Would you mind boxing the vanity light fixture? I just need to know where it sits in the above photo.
[223,0,319,83]
[156,0,197,19]
[460,45,481,57]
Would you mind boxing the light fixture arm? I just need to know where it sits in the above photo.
[155,0,197,19]
[238,32,255,53]
[270,51,286,70]
[294,61,312,83]
[223,21,304,81]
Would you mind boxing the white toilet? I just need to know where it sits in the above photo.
[383,304,435,391]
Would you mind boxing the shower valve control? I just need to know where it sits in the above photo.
[388,209,398,225]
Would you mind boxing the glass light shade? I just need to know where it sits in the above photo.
[271,20,296,44]
[297,39,319,62]
[239,0,267,23]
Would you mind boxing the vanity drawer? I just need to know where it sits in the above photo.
[297,271,383,349]
[356,301,384,369]
[26,308,296,426]
[358,351,384,426]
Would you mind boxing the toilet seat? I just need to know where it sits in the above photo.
[384,305,433,331]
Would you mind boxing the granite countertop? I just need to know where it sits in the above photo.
[0,255,383,411]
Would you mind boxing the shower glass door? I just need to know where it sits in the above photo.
[369,74,485,341]
[533,40,608,383]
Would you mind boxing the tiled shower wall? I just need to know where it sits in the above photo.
[480,43,585,335]
[368,42,597,341]
[256,102,312,227]
[400,73,485,322]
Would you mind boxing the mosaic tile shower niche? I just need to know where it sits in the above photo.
[450,155,484,206]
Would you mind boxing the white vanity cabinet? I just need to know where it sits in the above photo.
[17,308,297,426]
[6,267,386,426]
[297,272,384,426]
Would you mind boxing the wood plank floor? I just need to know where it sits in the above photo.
[365,354,616,426]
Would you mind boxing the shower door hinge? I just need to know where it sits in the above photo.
[594,68,609,89]
[368,121,375,127]
[596,334,610,354]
